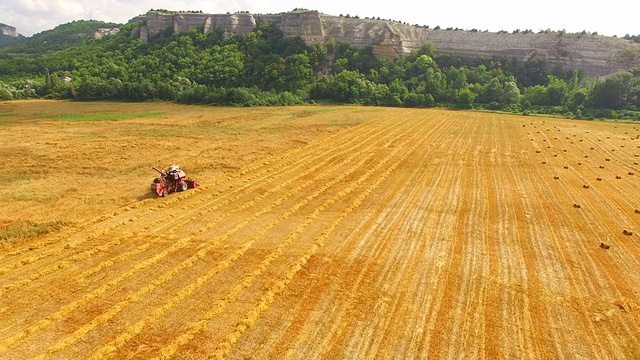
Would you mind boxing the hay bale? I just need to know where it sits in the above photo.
[553,175,559,179]
[599,165,605,169]
[616,175,622,179]
[606,158,611,161]
[628,172,635,175]
[596,177,602,181]
[634,209,640,214]
[542,161,547,164]
[583,184,590,189]
[622,230,634,236]
[600,242,610,249]
[578,162,582,165]
[573,203,581,208]
[563,165,569,169]
[536,150,541,153]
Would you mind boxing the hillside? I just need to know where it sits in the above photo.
[0,20,120,53]
[0,23,24,47]
[131,10,640,78]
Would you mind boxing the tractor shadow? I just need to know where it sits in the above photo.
[136,192,157,201]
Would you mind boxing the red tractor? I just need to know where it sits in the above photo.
[151,165,199,197]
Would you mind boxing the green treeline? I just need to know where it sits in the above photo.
[1,21,639,120]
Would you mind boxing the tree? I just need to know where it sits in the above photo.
[522,85,548,106]
[588,71,632,109]
[546,76,568,106]
[455,88,476,109]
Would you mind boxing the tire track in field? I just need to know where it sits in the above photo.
[294,114,462,359]
[38,117,415,359]
[550,129,640,221]
[358,116,475,359]
[0,120,380,275]
[232,112,470,359]
[38,152,376,360]
[2,114,419,358]
[0,116,412,355]
[0,118,378,268]
[491,118,543,358]
[143,116,430,359]
[203,116,431,360]
[523,146,618,358]
[557,148,640,272]
[543,159,640,353]
[0,117,394,292]
[231,112,458,359]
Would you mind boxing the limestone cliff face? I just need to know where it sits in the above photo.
[132,11,640,77]
[0,25,18,37]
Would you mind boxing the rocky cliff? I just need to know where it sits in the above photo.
[131,10,640,77]
[0,24,19,37]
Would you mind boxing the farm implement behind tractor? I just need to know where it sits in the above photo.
[151,165,199,197]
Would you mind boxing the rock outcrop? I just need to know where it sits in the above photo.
[0,24,19,37]
[131,10,640,77]
[93,28,120,39]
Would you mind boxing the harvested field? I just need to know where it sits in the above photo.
[0,100,639,359]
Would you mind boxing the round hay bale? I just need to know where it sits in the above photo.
[600,242,610,249]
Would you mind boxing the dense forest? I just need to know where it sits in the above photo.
[1,19,640,120]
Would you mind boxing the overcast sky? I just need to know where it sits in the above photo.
[1,0,638,38]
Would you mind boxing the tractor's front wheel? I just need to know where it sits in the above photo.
[161,190,168,197]
[179,181,188,192]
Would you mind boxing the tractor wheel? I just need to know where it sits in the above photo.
[179,182,188,192]
[161,190,168,197]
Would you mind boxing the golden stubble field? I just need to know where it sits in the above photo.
[0,100,639,359]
